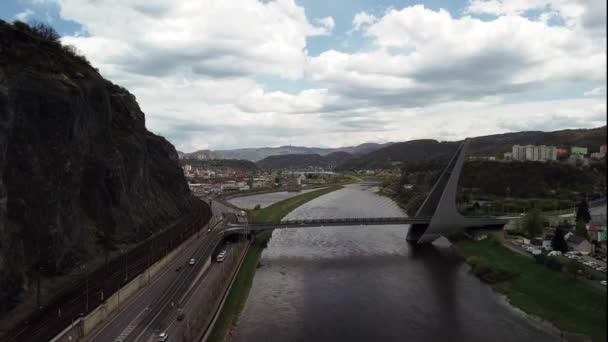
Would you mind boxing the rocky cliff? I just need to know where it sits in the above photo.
[0,20,206,311]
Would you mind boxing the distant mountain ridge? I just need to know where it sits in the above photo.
[178,142,392,161]
[256,151,354,170]
[337,126,607,170]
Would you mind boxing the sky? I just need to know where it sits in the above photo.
[1,0,606,152]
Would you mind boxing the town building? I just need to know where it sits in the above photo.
[587,214,607,256]
[566,234,593,254]
[570,146,588,155]
[591,144,606,160]
[511,144,557,161]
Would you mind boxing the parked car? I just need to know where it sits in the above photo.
[600,280,607,286]
[177,309,185,321]
[547,251,562,257]
[531,249,542,256]
[189,258,196,265]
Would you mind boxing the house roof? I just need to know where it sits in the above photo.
[566,235,587,245]
[587,224,605,231]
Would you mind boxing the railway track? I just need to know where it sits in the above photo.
[3,200,211,342]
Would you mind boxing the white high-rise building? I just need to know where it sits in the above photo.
[512,145,527,160]
[511,145,557,161]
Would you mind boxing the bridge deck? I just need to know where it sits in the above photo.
[228,217,430,230]
[226,215,508,232]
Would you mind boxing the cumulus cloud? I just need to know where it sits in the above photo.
[466,0,606,35]
[13,9,35,22]
[39,0,607,151]
[316,16,335,33]
[352,12,377,31]
[584,86,607,97]
[308,5,605,109]
[58,0,330,80]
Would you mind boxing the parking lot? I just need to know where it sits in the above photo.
[506,238,607,287]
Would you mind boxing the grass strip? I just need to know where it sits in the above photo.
[457,239,606,342]
[208,185,343,342]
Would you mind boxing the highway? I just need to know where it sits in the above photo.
[85,199,245,342]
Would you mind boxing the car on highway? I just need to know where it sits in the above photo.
[217,250,227,262]
[189,258,196,265]
[177,309,185,321]
[157,332,169,341]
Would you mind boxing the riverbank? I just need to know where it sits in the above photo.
[222,184,327,200]
[208,185,343,342]
[456,238,606,342]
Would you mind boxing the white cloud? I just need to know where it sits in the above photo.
[352,12,377,31]
[584,86,606,97]
[466,0,606,35]
[58,0,329,80]
[42,1,606,151]
[13,9,35,22]
[309,5,605,108]
[316,16,335,34]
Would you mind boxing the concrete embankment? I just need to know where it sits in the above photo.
[51,220,214,342]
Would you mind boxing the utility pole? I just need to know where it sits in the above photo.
[121,248,128,283]
[36,266,42,309]
[84,264,89,313]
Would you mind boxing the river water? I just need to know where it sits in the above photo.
[230,184,560,342]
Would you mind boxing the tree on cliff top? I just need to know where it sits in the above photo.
[522,208,543,237]
[552,229,569,253]
[575,220,589,240]
[576,199,591,224]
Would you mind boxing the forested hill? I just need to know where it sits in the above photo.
[467,126,607,155]
[336,140,459,170]
[256,151,353,170]
[337,127,606,171]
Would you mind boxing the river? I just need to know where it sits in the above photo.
[230,184,560,342]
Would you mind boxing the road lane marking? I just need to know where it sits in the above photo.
[112,308,147,342]
[86,224,207,341]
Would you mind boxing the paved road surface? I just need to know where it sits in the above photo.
[85,199,242,342]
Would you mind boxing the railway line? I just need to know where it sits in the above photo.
[3,199,211,342]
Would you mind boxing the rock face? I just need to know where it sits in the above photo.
[0,21,204,311]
